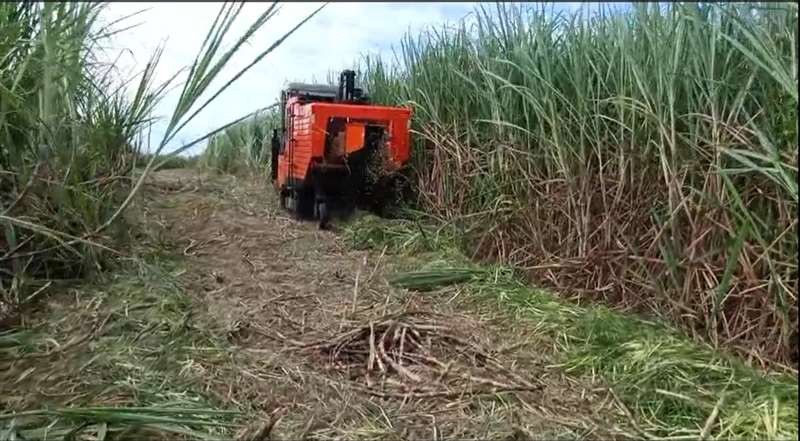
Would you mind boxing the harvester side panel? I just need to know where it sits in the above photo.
[308,102,412,166]
[290,104,314,183]
[277,100,316,189]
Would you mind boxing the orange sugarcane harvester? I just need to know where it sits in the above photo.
[270,70,412,229]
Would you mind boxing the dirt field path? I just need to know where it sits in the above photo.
[143,169,627,440]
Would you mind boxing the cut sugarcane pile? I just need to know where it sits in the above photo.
[297,311,541,398]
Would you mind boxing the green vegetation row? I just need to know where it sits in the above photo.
[136,153,199,171]
[346,214,798,440]
[200,109,279,174]
[356,3,798,367]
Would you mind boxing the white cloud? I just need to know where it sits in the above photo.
[97,2,596,155]
[98,2,477,155]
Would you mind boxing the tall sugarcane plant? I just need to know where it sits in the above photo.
[357,2,799,365]
[0,1,324,321]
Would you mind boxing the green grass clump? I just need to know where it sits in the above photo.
[356,2,798,365]
[477,277,799,440]
[0,256,241,440]
[388,268,484,291]
[0,407,239,441]
[344,213,461,257]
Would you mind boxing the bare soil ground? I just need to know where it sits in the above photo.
[137,168,628,440]
[0,168,635,440]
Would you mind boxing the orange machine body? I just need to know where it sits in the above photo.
[275,97,412,189]
[270,70,414,227]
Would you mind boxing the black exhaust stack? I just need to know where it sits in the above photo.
[337,70,356,102]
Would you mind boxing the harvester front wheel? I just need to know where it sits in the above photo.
[315,200,330,229]
[295,189,314,220]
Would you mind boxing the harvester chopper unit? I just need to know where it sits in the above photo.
[270,70,412,228]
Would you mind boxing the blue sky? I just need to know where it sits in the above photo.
[98,2,584,156]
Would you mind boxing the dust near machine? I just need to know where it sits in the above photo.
[270,70,413,229]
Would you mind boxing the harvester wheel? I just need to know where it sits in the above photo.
[316,201,330,229]
[293,189,314,220]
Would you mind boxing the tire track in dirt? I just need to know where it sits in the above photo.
[144,169,628,440]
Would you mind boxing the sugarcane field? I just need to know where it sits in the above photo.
[1,2,798,440]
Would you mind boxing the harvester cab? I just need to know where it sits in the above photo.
[270,70,412,229]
